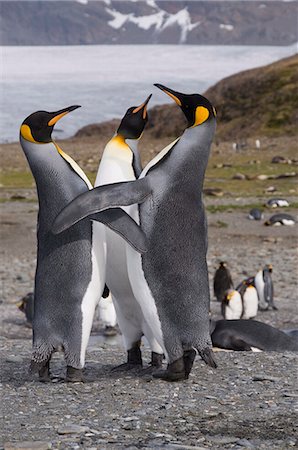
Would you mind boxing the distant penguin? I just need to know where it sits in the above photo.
[236,281,258,319]
[213,261,234,302]
[20,106,147,382]
[53,84,218,381]
[264,213,295,226]
[94,95,163,371]
[248,208,263,220]
[266,198,290,208]
[221,289,243,320]
[98,294,118,335]
[254,264,277,310]
[210,319,298,352]
[17,292,34,326]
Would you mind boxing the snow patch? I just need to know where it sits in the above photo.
[106,6,199,43]
[76,0,88,4]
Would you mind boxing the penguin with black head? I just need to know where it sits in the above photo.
[213,261,234,302]
[53,85,218,381]
[20,106,147,382]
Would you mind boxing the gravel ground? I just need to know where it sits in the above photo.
[1,198,298,450]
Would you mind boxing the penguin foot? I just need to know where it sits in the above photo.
[66,366,84,383]
[152,357,186,382]
[111,345,143,372]
[198,347,217,369]
[183,349,196,378]
[38,360,51,383]
[140,353,163,375]
[111,362,142,373]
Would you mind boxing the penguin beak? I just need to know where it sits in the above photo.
[16,300,25,311]
[132,94,152,119]
[48,105,81,126]
[154,84,183,106]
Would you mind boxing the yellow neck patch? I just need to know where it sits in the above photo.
[20,124,38,143]
[53,142,93,189]
[192,106,209,127]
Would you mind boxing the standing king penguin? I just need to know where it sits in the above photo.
[236,281,258,319]
[213,261,234,302]
[53,85,218,381]
[95,96,163,370]
[20,106,147,382]
[254,264,277,310]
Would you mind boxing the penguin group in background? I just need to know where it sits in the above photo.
[210,319,298,352]
[236,280,258,319]
[248,208,263,220]
[17,292,34,326]
[221,289,243,320]
[264,213,296,226]
[93,95,163,371]
[213,261,234,302]
[20,106,147,382]
[53,84,218,381]
[266,198,290,208]
[254,264,277,310]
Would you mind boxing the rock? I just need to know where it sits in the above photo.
[203,188,224,197]
[271,156,288,164]
[256,174,269,180]
[237,438,256,448]
[5,355,23,363]
[57,424,90,435]
[4,442,52,450]
[233,173,246,180]
[206,435,239,444]
[252,375,280,382]
[265,186,277,193]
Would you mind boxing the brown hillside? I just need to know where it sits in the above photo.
[76,55,298,143]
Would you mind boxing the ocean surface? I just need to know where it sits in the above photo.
[1,44,297,143]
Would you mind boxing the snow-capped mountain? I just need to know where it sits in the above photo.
[1,0,297,46]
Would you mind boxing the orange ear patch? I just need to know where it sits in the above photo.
[20,124,37,143]
[192,106,209,127]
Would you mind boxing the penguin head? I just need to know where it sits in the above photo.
[266,264,273,273]
[154,84,216,128]
[117,95,152,140]
[20,105,81,144]
[219,261,227,268]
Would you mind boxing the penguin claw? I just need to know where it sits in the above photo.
[111,362,142,373]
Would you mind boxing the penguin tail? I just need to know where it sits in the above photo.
[198,347,217,369]
[29,343,54,372]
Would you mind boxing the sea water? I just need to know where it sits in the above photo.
[1,44,296,143]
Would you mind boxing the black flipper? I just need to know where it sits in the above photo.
[52,178,151,234]
[91,208,147,254]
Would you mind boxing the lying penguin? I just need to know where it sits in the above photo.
[266,198,290,208]
[20,106,147,382]
[264,213,295,226]
[210,319,298,352]
[53,85,218,381]
[213,261,234,302]
[248,208,263,220]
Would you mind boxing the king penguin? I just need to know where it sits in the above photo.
[213,261,234,302]
[254,264,277,310]
[20,106,147,382]
[221,289,243,320]
[236,281,258,319]
[53,85,218,381]
[94,95,163,371]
